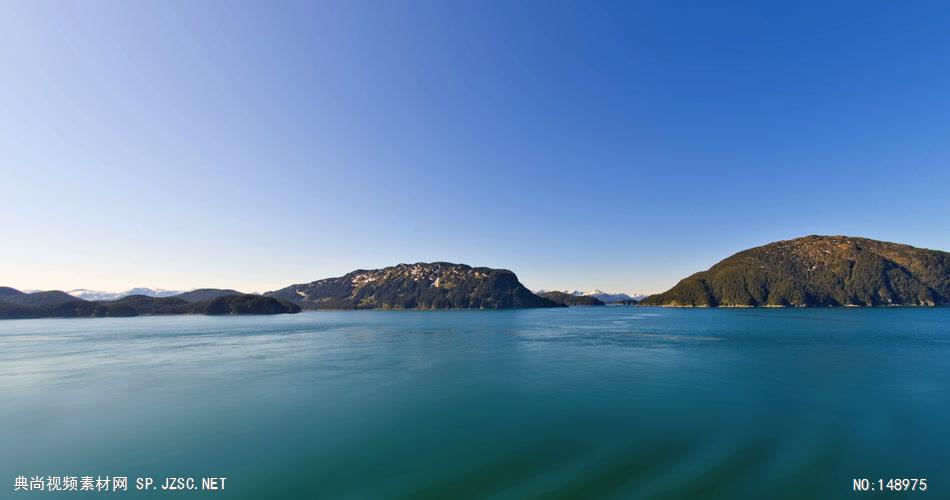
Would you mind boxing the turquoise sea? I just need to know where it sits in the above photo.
[1,308,948,498]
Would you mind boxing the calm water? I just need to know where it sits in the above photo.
[1,308,948,499]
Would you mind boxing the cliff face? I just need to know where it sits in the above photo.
[267,262,562,310]
[640,236,950,307]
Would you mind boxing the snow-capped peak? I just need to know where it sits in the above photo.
[535,289,647,303]
[68,288,185,301]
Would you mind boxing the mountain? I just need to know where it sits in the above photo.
[1,290,81,308]
[266,262,562,310]
[67,287,237,302]
[97,294,300,316]
[539,289,646,304]
[0,289,102,319]
[640,235,950,307]
[95,295,194,317]
[537,291,605,306]
[0,287,25,299]
[68,288,185,301]
[173,289,242,303]
[583,290,647,303]
[204,295,301,315]
[0,287,299,319]
[104,294,299,316]
[607,299,643,306]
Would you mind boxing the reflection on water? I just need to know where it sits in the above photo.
[1,308,948,498]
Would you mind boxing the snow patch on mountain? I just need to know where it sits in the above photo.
[535,289,646,303]
[68,288,185,301]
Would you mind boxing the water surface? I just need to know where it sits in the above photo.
[1,308,948,498]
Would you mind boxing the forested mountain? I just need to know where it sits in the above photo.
[173,289,242,302]
[607,299,643,306]
[537,291,605,306]
[0,287,25,299]
[640,236,950,307]
[578,290,646,303]
[540,289,646,304]
[267,262,562,310]
[0,290,78,307]
[0,289,299,319]
[204,294,301,315]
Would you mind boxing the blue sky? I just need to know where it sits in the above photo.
[2,0,949,294]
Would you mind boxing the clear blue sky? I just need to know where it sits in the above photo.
[2,0,949,294]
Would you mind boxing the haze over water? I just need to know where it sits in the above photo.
[1,308,947,498]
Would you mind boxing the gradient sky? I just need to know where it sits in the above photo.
[2,1,950,294]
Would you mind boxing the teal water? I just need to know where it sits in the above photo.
[1,308,948,499]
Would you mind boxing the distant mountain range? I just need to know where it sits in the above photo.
[640,235,950,307]
[67,287,185,301]
[267,263,561,310]
[0,288,298,319]
[537,289,647,304]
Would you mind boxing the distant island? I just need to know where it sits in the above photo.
[640,235,950,307]
[537,291,605,306]
[0,287,299,319]
[266,263,562,310]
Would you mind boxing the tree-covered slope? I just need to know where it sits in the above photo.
[0,289,299,319]
[266,262,562,310]
[537,291,605,306]
[641,236,950,307]
[204,295,301,315]
[1,290,79,307]
[0,287,25,299]
[173,288,243,303]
